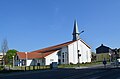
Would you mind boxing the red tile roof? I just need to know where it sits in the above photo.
[17,50,59,59]
[17,52,26,59]
[17,40,91,59]
[31,41,76,53]
[17,41,75,59]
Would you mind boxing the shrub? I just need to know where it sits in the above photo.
[0,66,4,70]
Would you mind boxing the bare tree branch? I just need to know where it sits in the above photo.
[1,39,9,67]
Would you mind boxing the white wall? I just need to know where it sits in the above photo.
[26,59,32,66]
[45,50,59,65]
[78,40,91,63]
[68,40,91,64]
[68,42,78,64]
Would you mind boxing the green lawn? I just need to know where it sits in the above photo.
[0,61,105,71]
[58,62,103,68]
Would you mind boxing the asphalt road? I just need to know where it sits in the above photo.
[0,68,120,79]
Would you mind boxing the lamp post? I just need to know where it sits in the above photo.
[80,31,84,35]
[25,52,27,71]
[77,30,84,67]
[12,56,14,68]
[109,49,112,64]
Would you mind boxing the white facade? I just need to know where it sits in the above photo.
[15,40,91,66]
[45,50,59,65]
[59,40,91,64]
[26,60,32,66]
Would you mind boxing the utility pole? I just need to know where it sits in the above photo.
[12,56,14,68]
[25,52,27,71]
[77,30,84,67]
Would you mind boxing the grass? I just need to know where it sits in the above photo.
[0,65,50,74]
[58,62,103,68]
[0,61,106,72]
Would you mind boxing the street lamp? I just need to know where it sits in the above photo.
[25,52,27,70]
[25,52,27,66]
[109,49,112,64]
[77,30,84,67]
[12,56,14,68]
[80,30,84,35]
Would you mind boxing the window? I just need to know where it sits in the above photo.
[65,52,67,57]
[58,59,61,64]
[62,59,64,62]
[62,53,64,58]
[22,60,26,66]
[57,51,61,56]
[16,56,19,60]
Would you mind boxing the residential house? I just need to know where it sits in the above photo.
[0,53,6,65]
[0,53,3,65]
[96,44,112,61]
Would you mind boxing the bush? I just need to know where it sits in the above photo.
[70,62,74,65]
[0,66,4,70]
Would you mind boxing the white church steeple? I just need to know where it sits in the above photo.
[72,20,80,41]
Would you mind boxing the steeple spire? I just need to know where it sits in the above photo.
[72,20,80,41]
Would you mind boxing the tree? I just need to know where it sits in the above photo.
[6,49,18,64]
[1,39,9,66]
[91,52,96,62]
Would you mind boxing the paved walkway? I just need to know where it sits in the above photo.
[0,69,52,77]
[0,64,118,77]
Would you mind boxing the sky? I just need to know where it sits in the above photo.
[0,0,120,52]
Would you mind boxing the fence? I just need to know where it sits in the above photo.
[0,65,50,71]
[14,65,50,71]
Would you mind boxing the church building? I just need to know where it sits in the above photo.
[15,20,91,66]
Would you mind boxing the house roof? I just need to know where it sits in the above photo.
[17,40,91,59]
[17,50,59,59]
[80,39,91,49]
[17,52,26,59]
[31,41,76,53]
[17,41,75,59]
[96,44,111,54]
